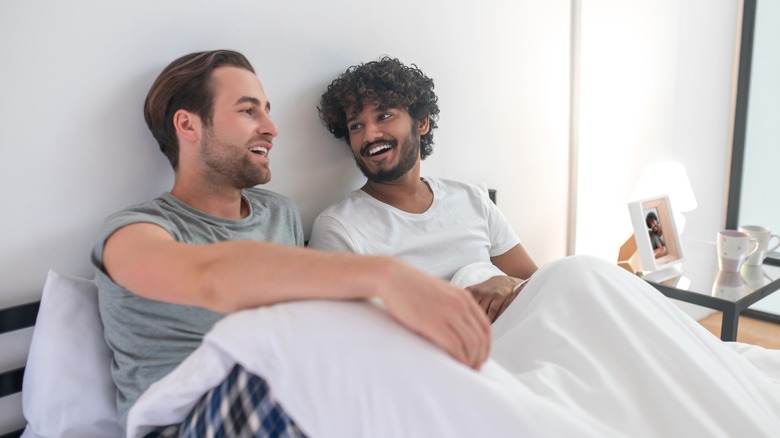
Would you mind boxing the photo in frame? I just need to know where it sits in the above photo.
[628,194,684,273]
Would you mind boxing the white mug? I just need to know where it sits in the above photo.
[716,230,759,272]
[741,265,771,290]
[711,271,745,301]
[738,225,780,266]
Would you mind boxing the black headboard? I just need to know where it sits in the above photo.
[488,189,497,204]
[0,301,40,438]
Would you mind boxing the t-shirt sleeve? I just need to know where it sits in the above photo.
[285,198,305,248]
[482,189,521,257]
[308,215,359,254]
[91,211,175,274]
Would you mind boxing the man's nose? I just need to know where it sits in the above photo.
[259,115,279,138]
[364,121,382,142]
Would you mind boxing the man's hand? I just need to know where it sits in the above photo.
[377,261,492,370]
[466,275,526,323]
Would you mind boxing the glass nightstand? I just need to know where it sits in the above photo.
[642,237,780,341]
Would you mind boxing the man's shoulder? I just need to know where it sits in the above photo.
[425,177,489,199]
[95,195,184,243]
[315,189,368,217]
[102,194,172,223]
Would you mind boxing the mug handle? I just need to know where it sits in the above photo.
[747,238,760,257]
[767,234,780,254]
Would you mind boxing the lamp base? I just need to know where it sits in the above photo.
[617,235,643,275]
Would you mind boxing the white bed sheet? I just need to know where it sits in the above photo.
[128,299,601,437]
[126,256,780,437]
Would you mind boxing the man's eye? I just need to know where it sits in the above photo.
[348,123,362,131]
[378,113,391,121]
[241,108,254,115]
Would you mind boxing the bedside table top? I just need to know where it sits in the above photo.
[641,236,780,341]
[643,237,780,312]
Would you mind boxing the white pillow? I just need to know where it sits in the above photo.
[21,269,121,438]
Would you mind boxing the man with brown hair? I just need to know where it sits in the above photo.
[92,50,490,435]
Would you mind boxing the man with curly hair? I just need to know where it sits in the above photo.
[645,211,668,258]
[307,58,780,437]
[310,56,538,322]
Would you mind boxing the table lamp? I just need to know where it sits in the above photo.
[629,161,698,233]
[618,161,697,275]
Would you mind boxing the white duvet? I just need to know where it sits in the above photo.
[127,256,780,437]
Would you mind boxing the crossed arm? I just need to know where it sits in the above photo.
[102,223,492,369]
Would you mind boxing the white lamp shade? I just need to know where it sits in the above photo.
[630,161,698,212]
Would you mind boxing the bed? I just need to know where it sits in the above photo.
[0,301,38,438]
[3,257,780,437]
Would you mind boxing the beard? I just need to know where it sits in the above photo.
[200,127,271,188]
[355,126,420,183]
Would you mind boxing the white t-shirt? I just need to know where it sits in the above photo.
[308,177,520,281]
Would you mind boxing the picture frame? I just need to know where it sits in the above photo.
[628,194,684,273]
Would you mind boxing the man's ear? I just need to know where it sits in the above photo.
[172,109,201,143]
[417,116,431,136]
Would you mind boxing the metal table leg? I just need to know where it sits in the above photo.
[720,308,739,341]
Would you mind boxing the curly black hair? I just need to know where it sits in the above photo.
[318,56,440,160]
[645,211,659,227]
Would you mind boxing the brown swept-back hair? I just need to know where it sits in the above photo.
[318,56,440,160]
[143,50,255,170]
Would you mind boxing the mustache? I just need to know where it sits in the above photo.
[249,135,274,146]
[361,138,398,156]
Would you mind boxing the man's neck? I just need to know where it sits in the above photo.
[171,179,248,220]
[361,171,433,214]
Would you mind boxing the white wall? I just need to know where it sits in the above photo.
[575,0,741,259]
[0,0,571,431]
[0,0,571,308]
[0,0,744,432]
[573,0,741,320]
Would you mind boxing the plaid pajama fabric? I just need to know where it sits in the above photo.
[144,364,307,438]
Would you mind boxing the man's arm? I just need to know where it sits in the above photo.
[490,243,537,280]
[466,244,538,322]
[466,275,524,322]
[103,223,491,369]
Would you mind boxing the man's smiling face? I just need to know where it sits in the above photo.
[198,66,278,188]
[346,103,426,183]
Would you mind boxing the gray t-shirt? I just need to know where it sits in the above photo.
[91,188,303,430]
